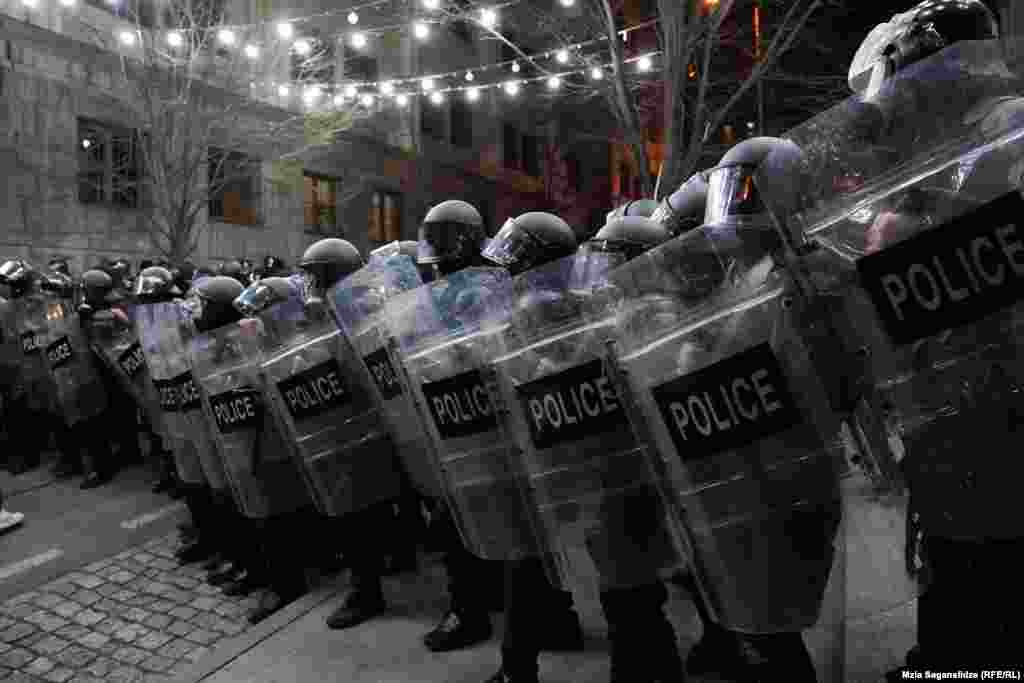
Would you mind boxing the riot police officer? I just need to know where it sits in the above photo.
[606,198,659,223]
[219,260,249,288]
[485,215,685,683]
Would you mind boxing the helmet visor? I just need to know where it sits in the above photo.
[481,219,539,269]
[0,260,29,283]
[417,220,479,265]
[300,268,329,305]
[233,282,278,317]
[567,241,634,295]
[705,164,766,227]
[134,273,170,298]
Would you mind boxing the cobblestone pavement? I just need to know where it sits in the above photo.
[0,534,261,683]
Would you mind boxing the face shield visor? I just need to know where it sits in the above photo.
[0,260,30,285]
[705,164,771,231]
[233,282,280,318]
[481,219,554,274]
[568,239,645,297]
[417,220,481,266]
[134,273,175,299]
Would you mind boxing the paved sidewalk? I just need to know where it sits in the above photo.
[0,534,260,683]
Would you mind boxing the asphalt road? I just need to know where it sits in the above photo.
[0,463,189,603]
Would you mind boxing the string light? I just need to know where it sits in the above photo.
[637,55,652,72]
[217,29,236,46]
[278,84,290,97]
[511,61,520,73]
[467,87,480,102]
[590,66,603,80]
[480,8,498,29]
[347,11,359,24]
[345,84,358,97]
[118,30,136,46]
[396,93,409,107]
[333,94,345,106]
[360,93,375,107]
[422,77,435,91]
[166,31,184,48]
[555,49,569,64]
[21,0,37,9]
[293,39,311,56]
[276,22,294,40]
[559,0,575,6]
[465,71,475,82]
[504,81,519,96]
[81,138,92,150]
[380,80,394,94]
[303,85,322,104]
[414,22,430,40]
[58,0,76,7]
[351,32,367,49]
[430,91,444,105]
[244,43,259,59]
[422,0,439,8]
[547,75,560,89]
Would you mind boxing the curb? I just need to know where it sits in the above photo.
[170,576,348,683]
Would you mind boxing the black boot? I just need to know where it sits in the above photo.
[483,668,539,683]
[600,583,684,683]
[423,609,493,652]
[735,631,817,683]
[325,577,386,630]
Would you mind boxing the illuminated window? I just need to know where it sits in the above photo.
[304,174,338,235]
[77,118,143,208]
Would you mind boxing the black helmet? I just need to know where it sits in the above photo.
[233,276,296,317]
[188,276,245,333]
[135,266,181,303]
[262,255,288,276]
[570,216,670,294]
[651,171,710,238]
[40,270,76,299]
[417,200,487,275]
[299,238,364,307]
[219,260,249,287]
[48,257,71,277]
[81,269,114,307]
[606,198,659,222]
[0,259,38,298]
[171,262,197,292]
[850,0,998,98]
[482,211,578,276]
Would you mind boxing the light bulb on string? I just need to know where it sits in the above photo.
[380,81,394,95]
[637,55,652,72]
[422,0,438,8]
[81,138,92,150]
[547,76,561,90]
[345,84,358,97]
[166,31,184,48]
[430,91,444,106]
[590,66,604,80]
[276,22,294,40]
[466,87,480,102]
[303,85,322,105]
[244,44,259,59]
[348,11,359,24]
[118,30,137,46]
[422,77,435,91]
[396,94,409,107]
[511,61,520,73]
[559,0,575,6]
[278,84,290,97]
[556,49,569,64]
[414,22,429,40]
[480,8,497,28]
[293,39,311,56]
[21,0,37,9]
[351,32,367,49]
[361,93,374,107]
[333,94,345,106]
[217,29,236,46]
[504,81,519,96]
[465,71,474,82]
[58,0,76,8]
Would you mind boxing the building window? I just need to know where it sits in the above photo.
[522,134,541,177]
[368,190,402,243]
[421,101,447,141]
[450,98,473,148]
[77,118,142,208]
[503,123,520,169]
[304,174,338,235]
[208,148,262,226]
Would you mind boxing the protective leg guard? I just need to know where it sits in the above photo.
[599,582,684,683]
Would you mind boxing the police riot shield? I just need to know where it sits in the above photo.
[774,38,1024,677]
[88,306,163,437]
[37,297,108,426]
[385,267,547,563]
[8,292,59,413]
[191,319,310,518]
[260,294,402,518]
[329,245,443,498]
[136,302,205,485]
[607,256,846,676]
[485,255,687,591]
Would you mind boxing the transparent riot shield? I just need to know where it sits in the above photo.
[260,303,402,518]
[9,293,59,413]
[89,306,164,437]
[136,302,205,486]
[38,299,108,426]
[486,255,687,591]
[191,320,310,518]
[608,266,845,680]
[329,248,443,498]
[385,267,547,563]
[775,37,1024,677]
